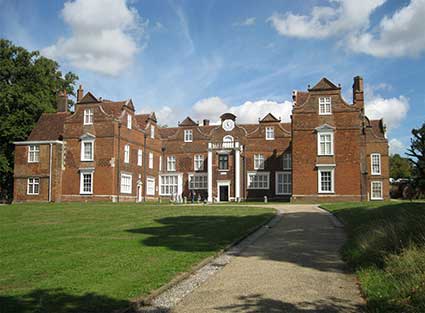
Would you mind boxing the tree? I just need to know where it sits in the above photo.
[406,123,425,194]
[390,154,412,180]
[0,39,78,200]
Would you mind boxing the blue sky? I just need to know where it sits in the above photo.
[1,0,424,155]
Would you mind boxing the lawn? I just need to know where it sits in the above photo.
[321,201,425,313]
[0,203,274,313]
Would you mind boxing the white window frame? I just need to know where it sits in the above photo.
[27,177,40,195]
[371,153,381,175]
[84,108,93,125]
[146,176,155,196]
[167,156,176,172]
[159,174,179,196]
[150,125,155,139]
[371,181,383,200]
[319,97,332,115]
[137,149,142,166]
[149,152,154,169]
[120,173,132,194]
[254,154,265,170]
[283,152,291,170]
[188,173,208,190]
[275,171,292,195]
[265,127,275,140]
[159,155,162,171]
[81,139,94,161]
[127,114,132,129]
[247,171,270,190]
[79,170,94,194]
[28,145,40,163]
[124,144,130,163]
[184,129,193,142]
[317,131,334,156]
[318,167,335,194]
[194,154,204,171]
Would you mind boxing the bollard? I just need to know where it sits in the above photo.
[264,195,268,204]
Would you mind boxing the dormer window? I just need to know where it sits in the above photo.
[84,109,93,125]
[319,97,332,115]
[184,129,193,142]
[266,127,274,140]
[151,125,155,139]
[127,114,132,129]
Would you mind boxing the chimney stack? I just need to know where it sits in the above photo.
[77,85,84,102]
[57,90,68,112]
[353,76,364,110]
[203,119,210,126]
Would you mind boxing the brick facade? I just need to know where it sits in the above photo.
[13,76,389,203]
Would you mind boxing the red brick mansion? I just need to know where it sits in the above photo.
[13,76,389,203]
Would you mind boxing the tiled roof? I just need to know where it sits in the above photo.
[28,112,70,141]
[295,91,308,106]
[100,101,127,118]
[135,114,150,129]
[179,116,198,126]
[260,113,280,122]
[309,77,339,91]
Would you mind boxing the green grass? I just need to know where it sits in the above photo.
[321,201,425,313]
[0,202,274,313]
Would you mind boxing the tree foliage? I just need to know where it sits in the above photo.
[390,154,412,180]
[0,39,78,200]
[406,123,425,193]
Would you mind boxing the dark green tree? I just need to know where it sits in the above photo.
[406,123,425,194]
[0,39,78,200]
[390,154,412,179]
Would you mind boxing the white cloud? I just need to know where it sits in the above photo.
[192,97,293,124]
[269,0,425,58]
[347,0,425,57]
[365,93,409,130]
[42,0,144,76]
[234,17,256,27]
[268,0,385,39]
[389,138,405,155]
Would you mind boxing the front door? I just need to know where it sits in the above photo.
[219,185,229,202]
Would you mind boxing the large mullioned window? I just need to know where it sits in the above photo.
[189,174,207,190]
[247,172,269,189]
[276,172,291,195]
[160,175,178,196]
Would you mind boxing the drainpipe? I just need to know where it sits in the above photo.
[143,132,147,202]
[49,143,53,202]
[117,122,121,203]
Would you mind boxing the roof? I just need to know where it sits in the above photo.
[179,116,198,126]
[78,92,99,104]
[308,77,340,91]
[295,91,309,106]
[260,113,280,123]
[100,100,127,118]
[135,114,150,129]
[28,112,70,141]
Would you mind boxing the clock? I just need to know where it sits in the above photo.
[222,119,235,131]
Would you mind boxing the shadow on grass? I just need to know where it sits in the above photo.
[0,289,134,313]
[127,213,274,253]
[214,294,363,312]
[127,211,349,274]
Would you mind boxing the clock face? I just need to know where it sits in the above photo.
[222,119,235,131]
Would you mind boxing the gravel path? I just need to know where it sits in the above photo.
[138,204,364,313]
